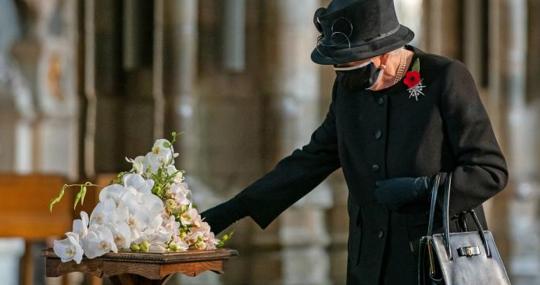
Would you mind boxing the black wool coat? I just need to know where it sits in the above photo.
[234,45,508,285]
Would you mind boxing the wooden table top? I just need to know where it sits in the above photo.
[44,248,239,284]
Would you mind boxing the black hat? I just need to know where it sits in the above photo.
[311,0,414,65]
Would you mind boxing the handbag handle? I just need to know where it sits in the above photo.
[426,174,441,236]
[426,172,493,260]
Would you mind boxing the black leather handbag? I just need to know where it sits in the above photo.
[417,173,511,285]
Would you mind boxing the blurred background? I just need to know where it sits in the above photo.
[0,0,539,284]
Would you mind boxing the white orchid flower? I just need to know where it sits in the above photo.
[98,184,124,204]
[117,187,140,211]
[142,152,161,174]
[188,231,208,250]
[143,193,166,217]
[170,236,190,252]
[169,182,191,206]
[136,229,170,248]
[82,225,118,259]
[125,155,146,174]
[179,206,201,226]
[163,215,180,237]
[72,211,89,238]
[166,165,184,183]
[205,239,218,250]
[203,228,219,250]
[53,137,231,261]
[123,173,154,195]
[189,220,218,249]
[123,208,150,240]
[53,232,83,264]
[195,220,212,235]
[110,221,132,250]
[112,202,130,224]
[151,139,174,164]
[90,199,116,225]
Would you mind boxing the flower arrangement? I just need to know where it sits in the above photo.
[50,133,231,264]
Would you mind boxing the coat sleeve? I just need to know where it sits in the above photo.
[234,84,341,229]
[440,61,509,217]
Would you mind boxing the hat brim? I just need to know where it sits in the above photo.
[311,25,415,65]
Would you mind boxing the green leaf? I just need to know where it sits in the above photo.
[412,58,421,72]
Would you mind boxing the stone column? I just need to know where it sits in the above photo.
[480,0,512,271]
[0,1,34,284]
[163,0,199,174]
[463,0,484,83]
[9,0,80,180]
[256,1,332,284]
[0,0,33,174]
[92,0,127,172]
[498,0,540,283]
[1,1,80,285]
[152,0,165,139]
[422,0,461,58]
[223,0,246,72]
[395,0,425,45]
[161,1,221,284]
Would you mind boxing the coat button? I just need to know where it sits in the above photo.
[378,229,385,239]
[371,164,380,172]
[377,97,385,105]
[374,129,383,140]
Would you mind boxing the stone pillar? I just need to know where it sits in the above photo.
[161,1,221,284]
[0,1,33,285]
[480,0,512,272]
[223,0,246,72]
[9,0,79,180]
[256,1,332,284]
[152,0,165,139]
[163,0,199,174]
[395,0,424,46]
[499,0,540,283]
[463,0,484,83]
[422,0,461,58]
[0,0,33,174]
[0,1,79,285]
[92,0,127,173]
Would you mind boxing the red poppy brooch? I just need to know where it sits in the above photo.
[403,58,425,101]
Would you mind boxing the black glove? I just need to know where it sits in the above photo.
[374,176,432,210]
[200,196,248,235]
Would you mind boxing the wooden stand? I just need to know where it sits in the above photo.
[44,248,238,285]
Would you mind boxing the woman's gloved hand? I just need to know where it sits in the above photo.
[200,196,248,235]
[374,176,432,210]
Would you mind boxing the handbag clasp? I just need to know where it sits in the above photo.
[457,246,481,257]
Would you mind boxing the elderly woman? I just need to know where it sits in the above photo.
[202,0,508,284]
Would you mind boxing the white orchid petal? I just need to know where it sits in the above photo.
[82,225,117,258]
[111,222,131,250]
[90,199,116,225]
[98,184,125,203]
[53,232,83,264]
